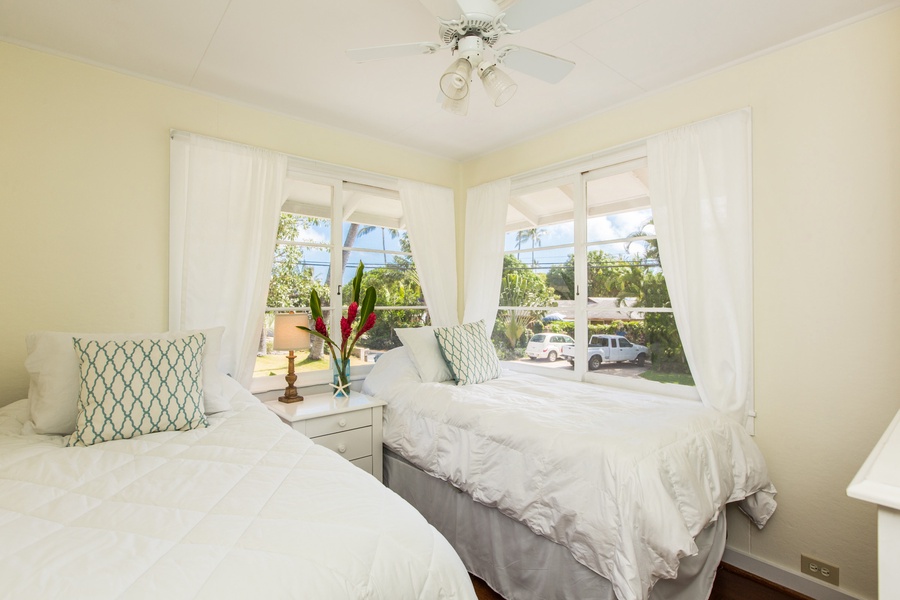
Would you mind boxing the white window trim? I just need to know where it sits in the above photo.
[500,142,698,401]
[252,163,411,394]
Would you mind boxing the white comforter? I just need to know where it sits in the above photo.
[0,378,475,600]
[375,369,776,600]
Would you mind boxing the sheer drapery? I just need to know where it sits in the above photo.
[169,132,287,386]
[398,180,459,327]
[648,109,753,425]
[462,178,511,335]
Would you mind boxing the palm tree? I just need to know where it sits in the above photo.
[514,227,547,266]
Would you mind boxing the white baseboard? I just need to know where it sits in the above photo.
[722,548,863,600]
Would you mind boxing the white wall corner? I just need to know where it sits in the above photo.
[722,548,863,600]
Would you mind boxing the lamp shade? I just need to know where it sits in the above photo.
[441,91,469,116]
[480,64,517,107]
[273,313,310,351]
[440,58,472,100]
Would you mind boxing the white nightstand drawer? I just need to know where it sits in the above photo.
[350,455,373,474]
[305,409,372,438]
[314,427,372,462]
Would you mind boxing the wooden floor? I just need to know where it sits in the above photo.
[470,563,815,600]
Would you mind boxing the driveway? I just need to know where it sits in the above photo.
[511,357,650,379]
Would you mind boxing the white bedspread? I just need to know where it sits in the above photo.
[376,370,776,600]
[0,378,475,600]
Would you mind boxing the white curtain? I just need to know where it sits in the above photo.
[462,178,511,334]
[648,109,753,425]
[398,180,459,327]
[169,132,287,386]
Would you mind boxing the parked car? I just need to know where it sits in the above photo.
[525,333,575,362]
[560,334,649,370]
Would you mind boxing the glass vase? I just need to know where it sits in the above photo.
[331,357,351,398]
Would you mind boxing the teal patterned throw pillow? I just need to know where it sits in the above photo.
[68,334,209,447]
[433,320,502,385]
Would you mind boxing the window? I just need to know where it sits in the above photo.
[496,148,694,388]
[254,173,426,390]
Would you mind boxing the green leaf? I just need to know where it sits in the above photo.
[352,261,364,305]
[359,286,376,322]
[310,289,322,320]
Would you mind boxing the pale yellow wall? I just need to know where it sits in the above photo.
[0,41,458,405]
[460,9,900,599]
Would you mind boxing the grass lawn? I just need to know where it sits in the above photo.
[639,369,696,386]
[253,352,366,378]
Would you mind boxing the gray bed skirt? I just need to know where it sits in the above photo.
[384,448,725,600]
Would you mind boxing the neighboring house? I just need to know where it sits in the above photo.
[553,298,643,323]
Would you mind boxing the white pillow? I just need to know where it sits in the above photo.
[361,346,422,397]
[433,320,502,385]
[68,334,208,447]
[25,327,226,435]
[394,326,453,383]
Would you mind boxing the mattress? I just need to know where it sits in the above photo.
[364,348,777,600]
[0,376,475,600]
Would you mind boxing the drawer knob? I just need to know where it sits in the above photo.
[337,443,347,454]
[338,418,347,427]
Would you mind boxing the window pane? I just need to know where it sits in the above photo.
[504,221,574,253]
[357,307,430,357]
[267,242,331,309]
[586,207,653,244]
[277,212,330,245]
[341,248,422,307]
[254,309,336,378]
[341,222,405,253]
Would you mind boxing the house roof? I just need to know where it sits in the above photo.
[553,297,643,322]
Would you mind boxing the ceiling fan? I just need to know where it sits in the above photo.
[346,0,591,115]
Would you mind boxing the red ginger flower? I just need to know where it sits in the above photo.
[347,302,358,323]
[358,312,377,337]
[315,317,328,337]
[340,316,352,350]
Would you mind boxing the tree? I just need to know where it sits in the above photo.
[514,227,547,266]
[494,254,557,357]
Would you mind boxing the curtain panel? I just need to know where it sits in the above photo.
[169,132,287,386]
[398,180,459,327]
[462,178,511,335]
[648,109,753,425]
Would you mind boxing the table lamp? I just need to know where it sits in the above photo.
[273,312,310,403]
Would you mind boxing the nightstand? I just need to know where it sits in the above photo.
[260,390,387,482]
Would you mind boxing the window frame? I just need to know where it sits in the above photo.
[251,164,423,393]
[499,144,700,400]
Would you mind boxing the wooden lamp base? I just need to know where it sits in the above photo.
[278,350,304,403]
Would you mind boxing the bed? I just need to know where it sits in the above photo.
[0,330,476,599]
[363,343,777,600]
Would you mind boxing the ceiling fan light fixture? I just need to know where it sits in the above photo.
[440,58,472,100]
[479,63,517,107]
[441,91,469,116]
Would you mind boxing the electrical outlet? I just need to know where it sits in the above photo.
[801,555,840,586]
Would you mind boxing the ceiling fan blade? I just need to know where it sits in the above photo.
[502,0,592,31]
[418,0,467,19]
[497,46,575,83]
[346,42,442,63]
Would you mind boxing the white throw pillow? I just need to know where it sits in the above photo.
[433,320,502,385]
[394,326,453,383]
[68,334,208,447]
[361,346,422,397]
[25,327,225,435]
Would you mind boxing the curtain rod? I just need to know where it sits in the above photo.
[169,129,402,193]
[507,107,751,190]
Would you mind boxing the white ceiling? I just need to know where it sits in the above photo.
[0,0,895,161]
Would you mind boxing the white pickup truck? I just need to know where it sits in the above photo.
[561,334,649,370]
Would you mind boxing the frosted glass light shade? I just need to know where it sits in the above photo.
[440,58,472,100]
[480,65,517,107]
[441,92,469,116]
[273,313,310,351]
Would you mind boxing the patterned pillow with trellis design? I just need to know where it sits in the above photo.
[68,334,209,447]
[433,320,502,385]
